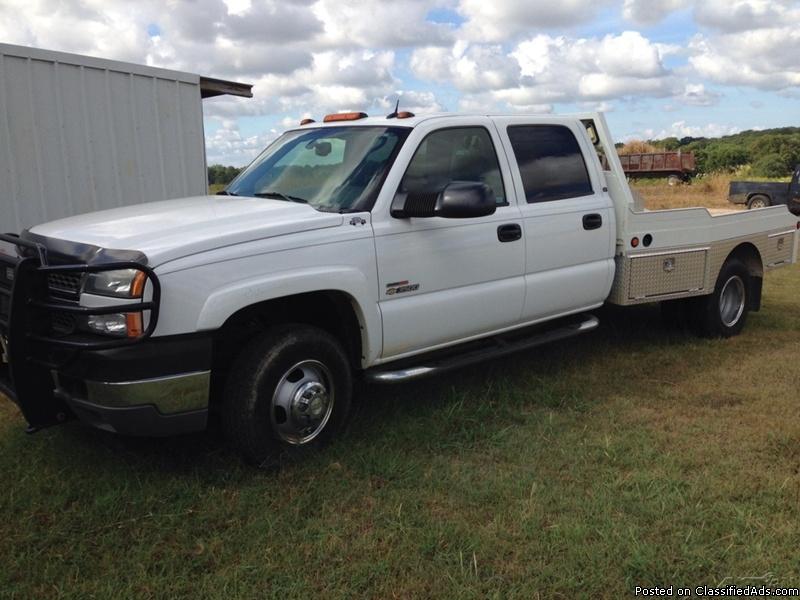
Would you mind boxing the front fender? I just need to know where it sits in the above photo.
[196,267,381,365]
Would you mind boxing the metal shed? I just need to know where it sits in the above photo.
[0,43,252,233]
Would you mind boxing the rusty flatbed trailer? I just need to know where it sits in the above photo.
[619,150,696,182]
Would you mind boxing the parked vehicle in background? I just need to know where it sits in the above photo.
[0,112,797,465]
[728,166,800,214]
[619,150,696,184]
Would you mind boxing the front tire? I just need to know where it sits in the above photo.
[223,325,353,466]
[692,259,750,337]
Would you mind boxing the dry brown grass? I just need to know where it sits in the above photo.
[617,140,661,155]
[632,173,735,211]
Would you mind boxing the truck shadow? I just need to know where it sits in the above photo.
[43,302,688,476]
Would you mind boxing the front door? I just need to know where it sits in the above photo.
[372,118,525,360]
[494,118,616,321]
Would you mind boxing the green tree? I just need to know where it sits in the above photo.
[702,144,750,173]
[207,164,242,185]
[751,153,790,177]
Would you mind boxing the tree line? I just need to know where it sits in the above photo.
[618,127,800,178]
[208,164,242,185]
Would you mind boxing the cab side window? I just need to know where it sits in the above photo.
[507,125,593,203]
[399,127,506,205]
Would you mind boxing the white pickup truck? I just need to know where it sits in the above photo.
[1,112,797,464]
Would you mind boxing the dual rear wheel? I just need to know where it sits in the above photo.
[661,258,751,337]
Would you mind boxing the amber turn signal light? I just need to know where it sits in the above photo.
[323,112,368,123]
[126,313,143,338]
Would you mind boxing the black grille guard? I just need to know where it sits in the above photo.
[0,232,161,430]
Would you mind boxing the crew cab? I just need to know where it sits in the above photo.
[1,112,798,464]
[728,166,800,213]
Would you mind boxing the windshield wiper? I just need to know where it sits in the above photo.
[254,191,308,204]
[216,190,238,196]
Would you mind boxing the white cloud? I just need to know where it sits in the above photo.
[410,31,687,111]
[675,83,720,106]
[205,118,278,165]
[692,0,798,32]
[376,90,446,114]
[411,42,521,92]
[689,28,800,90]
[313,0,453,48]
[626,120,745,141]
[457,0,612,42]
[622,0,688,25]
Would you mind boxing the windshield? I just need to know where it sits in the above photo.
[226,126,410,212]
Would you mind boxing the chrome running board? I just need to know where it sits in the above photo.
[365,314,599,384]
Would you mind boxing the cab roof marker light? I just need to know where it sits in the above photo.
[396,111,415,119]
[300,118,315,126]
[323,112,368,123]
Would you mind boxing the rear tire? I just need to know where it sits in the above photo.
[222,324,353,466]
[692,259,750,338]
[747,195,770,209]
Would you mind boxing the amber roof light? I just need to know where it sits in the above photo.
[323,112,368,123]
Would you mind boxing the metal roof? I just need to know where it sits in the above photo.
[0,43,252,99]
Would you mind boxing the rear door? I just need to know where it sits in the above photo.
[493,118,615,322]
[372,117,525,359]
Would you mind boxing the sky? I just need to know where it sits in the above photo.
[1,0,799,166]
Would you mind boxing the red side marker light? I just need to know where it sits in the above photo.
[631,237,640,248]
[299,118,315,126]
[323,112,368,123]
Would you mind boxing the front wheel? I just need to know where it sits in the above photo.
[692,259,750,337]
[223,325,353,466]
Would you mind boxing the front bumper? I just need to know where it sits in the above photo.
[56,374,209,437]
[51,342,213,436]
[30,333,213,436]
[0,232,212,436]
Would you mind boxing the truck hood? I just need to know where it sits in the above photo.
[28,195,344,265]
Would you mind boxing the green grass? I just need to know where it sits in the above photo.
[2,266,800,599]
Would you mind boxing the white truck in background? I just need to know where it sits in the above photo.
[0,112,797,464]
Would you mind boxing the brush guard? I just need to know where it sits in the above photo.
[0,233,160,431]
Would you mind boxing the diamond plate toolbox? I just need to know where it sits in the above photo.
[628,248,708,300]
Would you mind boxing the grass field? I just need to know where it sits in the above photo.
[2,182,799,598]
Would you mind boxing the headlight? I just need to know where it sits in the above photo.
[86,313,129,337]
[83,269,146,298]
[82,269,147,338]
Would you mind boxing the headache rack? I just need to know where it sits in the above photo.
[0,233,161,430]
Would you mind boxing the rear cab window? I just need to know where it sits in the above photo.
[506,125,593,203]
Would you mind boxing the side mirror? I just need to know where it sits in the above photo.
[391,181,496,219]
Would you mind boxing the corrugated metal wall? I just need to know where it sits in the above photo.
[0,44,208,233]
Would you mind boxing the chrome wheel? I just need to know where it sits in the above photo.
[270,360,334,445]
[719,275,745,328]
